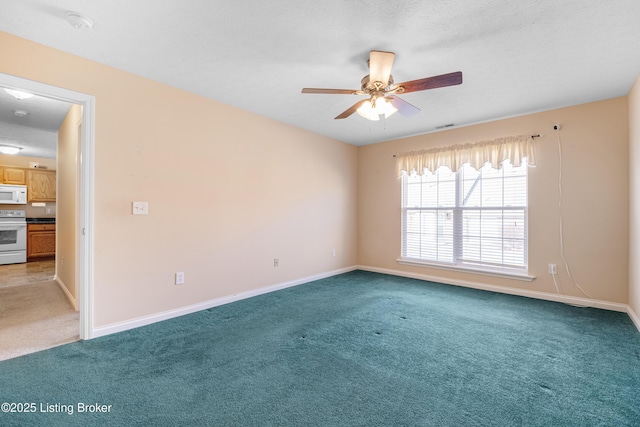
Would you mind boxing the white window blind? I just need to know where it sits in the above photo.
[402,159,528,272]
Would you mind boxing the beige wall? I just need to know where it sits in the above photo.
[629,75,640,317]
[358,97,629,304]
[0,154,56,169]
[56,103,82,303]
[0,32,358,327]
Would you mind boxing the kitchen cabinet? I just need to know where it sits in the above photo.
[27,223,56,259]
[26,170,56,202]
[3,167,27,185]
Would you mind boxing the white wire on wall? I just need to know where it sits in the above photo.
[555,128,593,299]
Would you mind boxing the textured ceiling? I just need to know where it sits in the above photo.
[0,89,70,159]
[0,0,639,156]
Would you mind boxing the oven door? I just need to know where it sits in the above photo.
[0,222,27,251]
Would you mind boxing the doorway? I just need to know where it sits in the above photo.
[0,73,95,352]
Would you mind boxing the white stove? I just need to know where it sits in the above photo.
[0,210,26,265]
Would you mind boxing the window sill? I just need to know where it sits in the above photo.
[396,258,536,282]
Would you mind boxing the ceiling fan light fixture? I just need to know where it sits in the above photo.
[0,144,23,155]
[4,88,34,100]
[357,100,379,121]
[357,97,397,121]
[379,98,398,118]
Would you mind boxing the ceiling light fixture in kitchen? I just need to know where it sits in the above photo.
[0,145,23,155]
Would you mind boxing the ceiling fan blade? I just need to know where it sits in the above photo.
[397,71,463,94]
[301,88,358,95]
[335,99,368,119]
[387,96,420,117]
[369,51,395,87]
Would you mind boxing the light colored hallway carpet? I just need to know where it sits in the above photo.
[0,280,79,361]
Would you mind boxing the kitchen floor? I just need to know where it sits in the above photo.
[0,259,79,361]
[0,259,55,288]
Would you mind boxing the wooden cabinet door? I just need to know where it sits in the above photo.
[26,170,56,202]
[3,168,26,184]
[27,224,56,259]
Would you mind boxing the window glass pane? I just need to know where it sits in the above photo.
[422,177,438,208]
[503,239,525,265]
[482,211,503,239]
[404,216,421,258]
[480,237,505,264]
[435,210,454,262]
[401,160,527,271]
[460,164,481,207]
[504,211,525,239]
[481,179,503,207]
[437,166,456,207]
[504,177,527,206]
[406,180,422,207]
[462,209,481,261]
[418,211,438,260]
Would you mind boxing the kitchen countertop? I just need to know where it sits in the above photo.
[26,218,56,224]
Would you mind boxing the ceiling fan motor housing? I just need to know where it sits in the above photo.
[361,74,395,93]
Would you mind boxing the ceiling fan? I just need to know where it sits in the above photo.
[301,50,462,121]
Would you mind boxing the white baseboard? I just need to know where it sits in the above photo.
[54,275,77,311]
[628,306,640,333]
[90,265,640,339]
[91,266,358,339]
[357,265,629,313]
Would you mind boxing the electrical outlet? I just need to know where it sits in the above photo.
[274,258,279,267]
[548,264,558,275]
[175,272,185,285]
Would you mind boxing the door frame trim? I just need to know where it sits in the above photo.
[0,73,95,339]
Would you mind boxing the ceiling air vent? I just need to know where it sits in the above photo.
[436,123,455,129]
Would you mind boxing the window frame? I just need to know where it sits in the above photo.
[399,161,535,281]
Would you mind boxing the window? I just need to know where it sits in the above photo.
[401,160,528,273]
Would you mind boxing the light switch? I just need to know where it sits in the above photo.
[132,201,149,215]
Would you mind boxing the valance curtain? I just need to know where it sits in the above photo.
[396,134,536,176]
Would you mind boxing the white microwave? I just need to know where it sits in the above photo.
[0,185,27,205]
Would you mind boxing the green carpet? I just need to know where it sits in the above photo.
[1,270,639,426]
